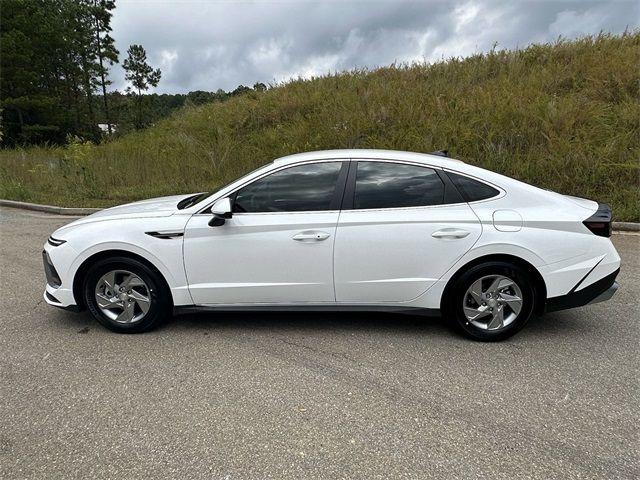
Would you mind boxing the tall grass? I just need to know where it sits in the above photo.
[1,32,639,220]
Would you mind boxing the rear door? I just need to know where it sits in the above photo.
[334,160,482,303]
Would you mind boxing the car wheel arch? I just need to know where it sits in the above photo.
[72,249,173,310]
[441,253,547,316]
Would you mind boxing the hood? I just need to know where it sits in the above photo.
[55,194,194,231]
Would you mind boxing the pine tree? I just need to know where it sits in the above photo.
[1,0,71,144]
[91,0,119,134]
[123,44,161,128]
[0,0,119,144]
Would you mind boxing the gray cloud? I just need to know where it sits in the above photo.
[110,0,639,93]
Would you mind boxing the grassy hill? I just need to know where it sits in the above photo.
[1,32,638,220]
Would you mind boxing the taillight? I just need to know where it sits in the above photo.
[583,203,612,237]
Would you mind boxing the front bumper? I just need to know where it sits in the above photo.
[42,250,62,287]
[546,268,620,313]
[43,241,79,310]
[44,290,81,312]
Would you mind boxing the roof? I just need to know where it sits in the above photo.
[272,149,465,167]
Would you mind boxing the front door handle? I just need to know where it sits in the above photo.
[292,231,331,242]
[432,228,471,239]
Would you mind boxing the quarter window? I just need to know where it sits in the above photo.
[354,162,445,209]
[447,172,500,202]
[233,162,343,212]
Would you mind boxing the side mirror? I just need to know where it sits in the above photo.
[208,197,232,227]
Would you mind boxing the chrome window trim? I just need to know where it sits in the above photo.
[224,210,342,216]
[338,203,471,214]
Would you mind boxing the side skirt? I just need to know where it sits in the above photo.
[174,304,441,317]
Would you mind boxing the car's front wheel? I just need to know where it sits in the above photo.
[444,261,535,341]
[83,256,171,333]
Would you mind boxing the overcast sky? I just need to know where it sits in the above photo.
[110,0,639,94]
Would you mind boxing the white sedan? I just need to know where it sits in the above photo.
[43,149,620,340]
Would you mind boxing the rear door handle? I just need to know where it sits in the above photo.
[293,231,331,242]
[432,228,471,239]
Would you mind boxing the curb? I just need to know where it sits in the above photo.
[0,199,101,216]
[612,222,640,232]
[1,198,639,232]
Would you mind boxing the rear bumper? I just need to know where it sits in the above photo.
[546,268,620,313]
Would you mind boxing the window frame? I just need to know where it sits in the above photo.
[194,158,505,216]
[200,159,350,215]
[341,160,466,211]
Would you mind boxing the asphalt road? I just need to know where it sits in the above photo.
[1,206,638,479]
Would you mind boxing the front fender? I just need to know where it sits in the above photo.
[59,216,193,306]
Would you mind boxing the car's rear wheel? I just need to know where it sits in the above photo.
[444,261,535,341]
[83,257,171,333]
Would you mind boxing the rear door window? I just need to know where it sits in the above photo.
[354,162,445,209]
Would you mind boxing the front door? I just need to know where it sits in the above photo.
[183,161,347,305]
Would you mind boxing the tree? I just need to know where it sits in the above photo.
[0,0,115,144]
[122,44,161,128]
[253,82,267,93]
[0,0,82,144]
[91,0,119,135]
[66,0,102,138]
[231,85,252,96]
[186,90,214,106]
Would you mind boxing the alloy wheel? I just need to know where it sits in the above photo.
[462,274,523,331]
[94,270,151,324]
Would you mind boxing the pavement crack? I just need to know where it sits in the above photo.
[31,298,43,311]
[276,336,355,363]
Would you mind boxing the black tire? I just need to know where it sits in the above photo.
[83,256,172,333]
[443,261,535,341]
